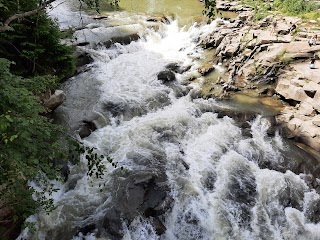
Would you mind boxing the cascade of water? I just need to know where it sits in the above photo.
[18,1,320,240]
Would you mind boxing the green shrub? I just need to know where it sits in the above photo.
[0,58,66,218]
[274,0,319,15]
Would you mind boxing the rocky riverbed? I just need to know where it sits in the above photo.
[197,0,320,152]
[11,1,320,239]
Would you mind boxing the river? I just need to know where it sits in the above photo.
[18,0,320,239]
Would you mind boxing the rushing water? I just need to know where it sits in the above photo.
[19,1,320,240]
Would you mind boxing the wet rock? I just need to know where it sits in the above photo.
[202,173,216,191]
[267,120,279,136]
[242,128,253,138]
[102,34,140,48]
[0,207,24,240]
[278,177,305,211]
[226,166,257,227]
[300,173,314,185]
[198,63,215,76]
[60,163,70,182]
[165,63,191,74]
[305,198,320,224]
[92,15,109,20]
[152,217,166,235]
[103,93,170,120]
[102,207,123,239]
[146,15,170,24]
[259,87,276,97]
[216,109,257,124]
[73,25,143,47]
[78,120,97,139]
[157,70,176,82]
[78,223,96,236]
[165,63,180,72]
[77,42,90,46]
[180,159,190,170]
[74,49,94,68]
[222,83,240,92]
[112,171,172,222]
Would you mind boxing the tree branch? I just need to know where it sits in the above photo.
[0,0,57,32]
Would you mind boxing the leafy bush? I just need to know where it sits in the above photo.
[0,58,67,218]
[274,0,319,15]
[203,0,217,18]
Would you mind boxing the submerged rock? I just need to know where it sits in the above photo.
[102,207,123,239]
[112,171,172,219]
[78,120,97,139]
[197,63,215,76]
[157,70,176,81]
[100,170,172,237]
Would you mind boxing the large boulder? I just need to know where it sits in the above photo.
[73,24,144,47]
[44,90,66,111]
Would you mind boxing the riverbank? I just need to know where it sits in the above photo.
[197,0,320,152]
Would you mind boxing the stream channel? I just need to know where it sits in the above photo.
[19,0,320,239]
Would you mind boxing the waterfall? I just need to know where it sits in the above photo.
[18,1,320,240]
